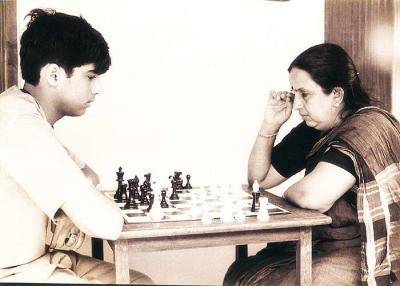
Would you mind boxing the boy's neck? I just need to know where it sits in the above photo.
[23,83,63,126]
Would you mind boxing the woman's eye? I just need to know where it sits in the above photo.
[88,75,97,80]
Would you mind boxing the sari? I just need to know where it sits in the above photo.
[308,106,400,285]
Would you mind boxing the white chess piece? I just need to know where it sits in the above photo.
[148,185,164,221]
[201,205,212,224]
[252,180,260,192]
[257,197,270,221]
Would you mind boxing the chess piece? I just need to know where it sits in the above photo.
[170,171,184,191]
[132,176,140,200]
[114,167,124,202]
[139,184,149,205]
[121,183,128,202]
[160,189,169,208]
[170,181,180,200]
[257,197,270,221]
[175,171,184,190]
[184,174,192,189]
[146,193,155,212]
[251,180,261,212]
[125,179,138,209]
[144,173,153,192]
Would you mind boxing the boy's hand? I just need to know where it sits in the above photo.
[263,90,294,129]
[49,210,85,251]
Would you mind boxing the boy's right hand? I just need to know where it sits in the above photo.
[49,210,85,251]
[263,90,294,129]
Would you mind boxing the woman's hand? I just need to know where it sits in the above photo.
[263,90,294,129]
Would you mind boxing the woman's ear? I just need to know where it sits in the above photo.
[332,87,344,107]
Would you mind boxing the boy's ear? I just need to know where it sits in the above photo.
[43,64,63,87]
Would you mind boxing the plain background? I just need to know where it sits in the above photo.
[17,0,324,284]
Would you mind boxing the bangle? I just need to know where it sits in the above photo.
[258,132,278,139]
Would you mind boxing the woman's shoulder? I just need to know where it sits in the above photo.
[342,106,398,132]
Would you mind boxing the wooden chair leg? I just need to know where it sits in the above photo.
[91,237,104,260]
[235,244,248,262]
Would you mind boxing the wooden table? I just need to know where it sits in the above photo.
[95,189,331,285]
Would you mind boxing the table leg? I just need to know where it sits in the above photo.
[114,239,130,284]
[296,227,312,286]
[91,237,104,260]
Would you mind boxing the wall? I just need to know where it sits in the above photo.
[17,0,324,284]
[325,0,396,112]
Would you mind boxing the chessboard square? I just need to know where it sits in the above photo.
[126,212,146,218]
[170,200,187,205]
[122,209,143,214]
[164,214,192,221]
[269,208,287,214]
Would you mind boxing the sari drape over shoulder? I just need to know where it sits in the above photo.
[308,107,400,285]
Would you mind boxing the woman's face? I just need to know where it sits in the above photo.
[289,67,342,131]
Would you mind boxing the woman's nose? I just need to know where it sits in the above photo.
[293,94,303,110]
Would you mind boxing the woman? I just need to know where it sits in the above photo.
[224,43,400,286]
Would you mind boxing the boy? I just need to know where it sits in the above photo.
[0,8,152,284]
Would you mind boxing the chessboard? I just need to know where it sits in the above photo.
[104,185,290,224]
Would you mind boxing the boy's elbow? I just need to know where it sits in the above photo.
[93,211,124,240]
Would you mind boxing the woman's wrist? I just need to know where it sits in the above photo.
[259,121,281,138]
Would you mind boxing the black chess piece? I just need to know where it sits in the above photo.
[146,193,155,212]
[114,167,124,201]
[184,174,192,189]
[121,183,128,202]
[251,192,257,212]
[143,173,153,192]
[125,179,138,209]
[170,181,180,200]
[160,189,169,208]
[251,191,260,212]
[140,185,149,205]
[175,171,184,190]
[132,176,140,200]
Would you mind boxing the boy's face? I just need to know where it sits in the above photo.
[58,63,101,117]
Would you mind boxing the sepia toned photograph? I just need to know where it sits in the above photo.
[1,0,399,285]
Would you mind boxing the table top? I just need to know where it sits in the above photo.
[119,186,332,240]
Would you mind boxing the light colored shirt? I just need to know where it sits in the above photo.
[0,86,91,280]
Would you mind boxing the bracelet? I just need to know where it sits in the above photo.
[258,132,278,139]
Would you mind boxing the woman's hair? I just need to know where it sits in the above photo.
[288,43,370,113]
[20,9,111,85]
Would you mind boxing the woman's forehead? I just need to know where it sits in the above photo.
[289,68,320,91]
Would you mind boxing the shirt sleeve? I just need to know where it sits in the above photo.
[62,145,86,170]
[271,121,321,178]
[0,114,93,219]
[320,148,357,179]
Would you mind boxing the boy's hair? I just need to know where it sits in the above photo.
[20,8,111,85]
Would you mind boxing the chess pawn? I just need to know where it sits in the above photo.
[160,189,169,208]
[184,174,192,189]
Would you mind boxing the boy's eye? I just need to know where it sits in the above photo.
[88,75,97,80]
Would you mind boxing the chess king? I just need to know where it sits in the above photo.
[0,9,152,284]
